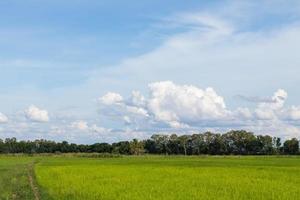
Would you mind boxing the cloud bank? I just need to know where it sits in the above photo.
[98,81,300,138]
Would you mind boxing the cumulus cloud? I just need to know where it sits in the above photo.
[98,82,300,138]
[147,81,229,127]
[0,112,8,123]
[25,105,49,122]
[98,91,150,128]
[255,89,288,120]
[99,81,231,128]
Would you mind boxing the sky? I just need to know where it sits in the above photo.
[1,0,300,143]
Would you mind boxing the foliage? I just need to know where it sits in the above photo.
[0,130,299,155]
[284,138,299,155]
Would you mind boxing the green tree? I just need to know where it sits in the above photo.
[178,135,190,155]
[129,139,144,155]
[284,138,299,155]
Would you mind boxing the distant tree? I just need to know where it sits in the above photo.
[190,134,206,155]
[203,132,215,154]
[256,135,273,155]
[90,143,112,153]
[178,135,190,156]
[5,137,18,153]
[144,139,157,154]
[224,130,256,155]
[0,139,4,153]
[209,134,226,155]
[284,138,299,155]
[167,134,180,155]
[112,141,130,154]
[272,137,282,154]
[151,134,169,155]
[129,139,144,155]
[0,130,297,155]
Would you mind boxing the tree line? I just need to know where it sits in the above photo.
[0,130,299,155]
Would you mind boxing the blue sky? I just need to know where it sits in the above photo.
[1,0,300,143]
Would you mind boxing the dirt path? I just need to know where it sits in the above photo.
[28,164,40,200]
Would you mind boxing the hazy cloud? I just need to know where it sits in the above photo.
[25,105,49,122]
[0,112,8,123]
[70,120,89,131]
[235,95,277,103]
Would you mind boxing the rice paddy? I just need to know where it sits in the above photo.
[0,156,35,200]
[1,156,300,200]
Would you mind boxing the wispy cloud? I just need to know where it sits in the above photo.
[235,95,277,103]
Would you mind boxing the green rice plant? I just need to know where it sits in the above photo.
[0,156,35,200]
[35,156,300,200]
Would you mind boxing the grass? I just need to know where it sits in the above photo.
[0,156,35,200]
[35,156,300,200]
[1,155,300,199]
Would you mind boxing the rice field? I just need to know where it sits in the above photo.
[0,156,35,200]
[1,156,300,200]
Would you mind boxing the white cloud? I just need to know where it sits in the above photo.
[99,81,230,128]
[129,91,146,107]
[255,89,288,120]
[71,120,89,131]
[25,105,49,122]
[234,107,252,120]
[170,13,234,34]
[243,119,300,139]
[123,116,131,124]
[70,120,111,135]
[98,82,300,138]
[283,106,300,120]
[85,9,300,103]
[90,124,110,134]
[98,91,150,128]
[126,106,149,117]
[0,112,8,123]
[99,92,123,105]
[147,81,229,127]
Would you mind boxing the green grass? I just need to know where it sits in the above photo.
[1,155,300,200]
[35,156,300,200]
[0,156,35,200]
